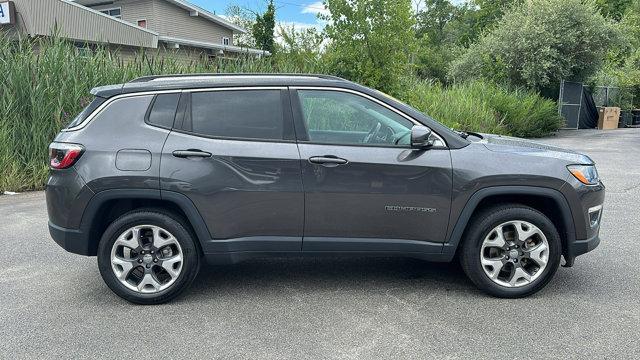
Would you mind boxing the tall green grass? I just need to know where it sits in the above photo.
[0,35,562,192]
[0,35,310,191]
[399,79,564,137]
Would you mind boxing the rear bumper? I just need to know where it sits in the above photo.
[48,221,92,256]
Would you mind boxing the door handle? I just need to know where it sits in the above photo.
[172,150,212,158]
[308,156,348,166]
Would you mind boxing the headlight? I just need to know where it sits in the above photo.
[567,165,599,185]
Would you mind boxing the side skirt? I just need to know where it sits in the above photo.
[203,236,447,265]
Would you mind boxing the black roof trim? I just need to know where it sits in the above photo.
[129,73,348,83]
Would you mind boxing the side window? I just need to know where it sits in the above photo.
[297,90,414,146]
[66,97,106,129]
[147,93,180,129]
[187,90,284,140]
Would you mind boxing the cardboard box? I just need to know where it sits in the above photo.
[597,107,620,130]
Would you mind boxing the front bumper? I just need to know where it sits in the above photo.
[560,176,605,267]
[564,233,600,267]
[48,221,93,256]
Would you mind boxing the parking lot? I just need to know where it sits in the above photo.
[1,129,639,359]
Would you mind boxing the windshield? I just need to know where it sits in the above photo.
[66,97,106,129]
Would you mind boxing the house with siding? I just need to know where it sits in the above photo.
[1,0,267,61]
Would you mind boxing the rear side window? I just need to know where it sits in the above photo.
[66,97,106,129]
[187,90,284,140]
[147,93,180,128]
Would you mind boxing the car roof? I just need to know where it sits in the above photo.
[91,74,358,98]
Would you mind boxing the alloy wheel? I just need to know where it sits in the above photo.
[480,220,549,288]
[110,225,183,293]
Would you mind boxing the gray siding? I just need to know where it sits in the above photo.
[90,0,157,29]
[89,0,234,45]
[152,0,233,45]
[11,0,157,48]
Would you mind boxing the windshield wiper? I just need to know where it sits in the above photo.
[452,129,469,139]
[452,129,484,140]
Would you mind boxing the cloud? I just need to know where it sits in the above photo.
[301,1,330,17]
[274,21,323,45]
[278,21,323,31]
[275,20,330,50]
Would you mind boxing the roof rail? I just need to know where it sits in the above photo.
[128,73,348,83]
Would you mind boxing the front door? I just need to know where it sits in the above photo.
[161,88,304,253]
[291,88,452,252]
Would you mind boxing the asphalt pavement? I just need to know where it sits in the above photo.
[1,129,639,359]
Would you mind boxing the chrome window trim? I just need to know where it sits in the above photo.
[64,85,446,149]
[291,86,447,147]
[63,90,182,132]
[187,86,288,92]
[65,87,287,132]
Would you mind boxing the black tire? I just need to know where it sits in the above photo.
[97,210,201,304]
[460,204,562,298]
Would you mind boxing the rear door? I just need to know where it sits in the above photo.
[291,88,453,253]
[160,87,304,253]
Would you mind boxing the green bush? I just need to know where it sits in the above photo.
[449,0,621,93]
[399,79,563,138]
[0,35,562,192]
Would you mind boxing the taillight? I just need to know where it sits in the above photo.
[49,143,84,169]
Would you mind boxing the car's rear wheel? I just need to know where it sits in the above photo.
[460,204,562,298]
[97,210,200,304]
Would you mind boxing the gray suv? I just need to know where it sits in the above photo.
[46,74,604,304]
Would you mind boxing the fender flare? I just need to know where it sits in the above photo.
[79,189,211,255]
[442,186,576,259]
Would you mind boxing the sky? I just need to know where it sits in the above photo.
[189,0,329,31]
[186,0,467,31]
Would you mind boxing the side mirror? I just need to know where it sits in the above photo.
[411,125,434,149]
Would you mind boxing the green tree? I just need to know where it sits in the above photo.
[252,0,276,54]
[322,0,416,93]
[225,4,256,47]
[275,25,324,69]
[594,0,640,107]
[413,0,520,83]
[469,0,521,37]
[449,0,621,94]
[596,0,633,21]
[416,0,456,45]
[621,0,640,47]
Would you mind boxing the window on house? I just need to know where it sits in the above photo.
[100,8,122,19]
[222,37,230,46]
[137,19,147,28]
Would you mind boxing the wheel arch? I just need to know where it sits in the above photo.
[79,189,210,256]
[443,186,576,261]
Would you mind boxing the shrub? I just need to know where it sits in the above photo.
[399,79,563,138]
[449,0,621,93]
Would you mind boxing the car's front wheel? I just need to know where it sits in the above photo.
[97,210,200,304]
[460,204,562,298]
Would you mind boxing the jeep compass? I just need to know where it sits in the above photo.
[46,74,605,304]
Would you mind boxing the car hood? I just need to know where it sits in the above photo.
[476,133,594,164]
